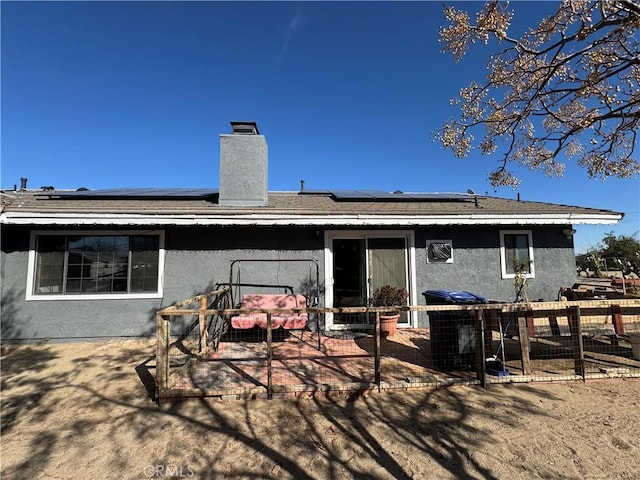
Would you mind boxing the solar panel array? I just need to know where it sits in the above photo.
[301,189,474,202]
[42,188,219,198]
[41,188,474,202]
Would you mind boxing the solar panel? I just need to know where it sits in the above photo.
[397,192,473,201]
[42,188,219,198]
[303,190,474,202]
[298,189,332,195]
[330,190,386,199]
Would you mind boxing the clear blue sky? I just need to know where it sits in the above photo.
[2,1,638,253]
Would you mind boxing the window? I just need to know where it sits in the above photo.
[27,231,164,299]
[500,230,535,279]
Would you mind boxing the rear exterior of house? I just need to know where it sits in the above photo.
[0,122,623,342]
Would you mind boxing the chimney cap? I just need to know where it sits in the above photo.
[230,121,260,135]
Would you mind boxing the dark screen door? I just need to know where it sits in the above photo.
[332,236,408,326]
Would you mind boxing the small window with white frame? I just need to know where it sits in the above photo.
[426,240,453,263]
[500,230,534,279]
[26,230,164,300]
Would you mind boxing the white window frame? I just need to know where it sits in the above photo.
[499,229,535,279]
[26,229,165,301]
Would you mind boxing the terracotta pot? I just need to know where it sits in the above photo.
[379,314,400,337]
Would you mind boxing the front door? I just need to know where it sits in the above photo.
[327,232,413,330]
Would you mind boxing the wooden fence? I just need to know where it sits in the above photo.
[156,295,640,401]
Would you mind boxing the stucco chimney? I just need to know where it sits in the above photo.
[219,121,268,207]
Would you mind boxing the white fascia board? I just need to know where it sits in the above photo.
[0,212,623,226]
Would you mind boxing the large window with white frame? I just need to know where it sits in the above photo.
[499,230,535,279]
[27,231,164,300]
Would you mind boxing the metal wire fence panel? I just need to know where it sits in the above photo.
[156,299,640,400]
[582,314,640,376]
[483,305,640,381]
[164,312,377,396]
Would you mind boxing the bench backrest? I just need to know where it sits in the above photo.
[240,294,308,311]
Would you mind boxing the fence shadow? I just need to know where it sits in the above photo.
[1,338,567,479]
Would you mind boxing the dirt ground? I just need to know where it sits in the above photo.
[1,339,639,480]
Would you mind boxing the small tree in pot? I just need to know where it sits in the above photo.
[370,285,409,337]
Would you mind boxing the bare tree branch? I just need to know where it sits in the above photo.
[435,0,640,188]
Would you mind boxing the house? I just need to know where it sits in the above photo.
[0,121,623,342]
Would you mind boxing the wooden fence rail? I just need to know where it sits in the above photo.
[156,298,640,400]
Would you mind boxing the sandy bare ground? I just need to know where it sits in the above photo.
[1,339,639,480]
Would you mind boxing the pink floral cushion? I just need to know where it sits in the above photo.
[231,294,308,329]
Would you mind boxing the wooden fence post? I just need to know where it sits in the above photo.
[517,312,532,375]
[484,310,496,358]
[568,305,585,379]
[611,304,624,335]
[266,312,273,399]
[526,307,536,338]
[155,313,170,396]
[374,311,381,390]
[475,309,487,387]
[199,296,208,354]
[548,313,561,337]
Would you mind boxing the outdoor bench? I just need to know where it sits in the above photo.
[231,294,309,330]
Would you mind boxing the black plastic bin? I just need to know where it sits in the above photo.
[423,290,487,370]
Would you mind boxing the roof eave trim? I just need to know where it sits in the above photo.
[0,212,623,226]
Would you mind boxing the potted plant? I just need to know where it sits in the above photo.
[370,285,409,337]
[512,256,532,302]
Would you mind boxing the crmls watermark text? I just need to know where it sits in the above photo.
[144,465,195,478]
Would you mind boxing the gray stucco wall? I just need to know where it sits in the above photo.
[414,225,576,303]
[0,226,324,342]
[219,133,268,206]
[162,226,324,310]
[1,226,166,341]
[1,224,576,342]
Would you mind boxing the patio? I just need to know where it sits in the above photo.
[155,290,640,401]
[163,328,478,400]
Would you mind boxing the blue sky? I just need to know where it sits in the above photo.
[2,1,638,253]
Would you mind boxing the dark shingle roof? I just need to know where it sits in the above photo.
[0,188,622,226]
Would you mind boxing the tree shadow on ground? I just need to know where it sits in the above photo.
[1,337,573,479]
[0,346,62,433]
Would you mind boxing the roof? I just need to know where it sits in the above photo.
[0,188,623,227]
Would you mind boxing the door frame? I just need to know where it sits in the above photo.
[324,230,417,330]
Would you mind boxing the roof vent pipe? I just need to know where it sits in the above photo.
[20,177,28,190]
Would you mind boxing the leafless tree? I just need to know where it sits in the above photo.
[435,0,640,188]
